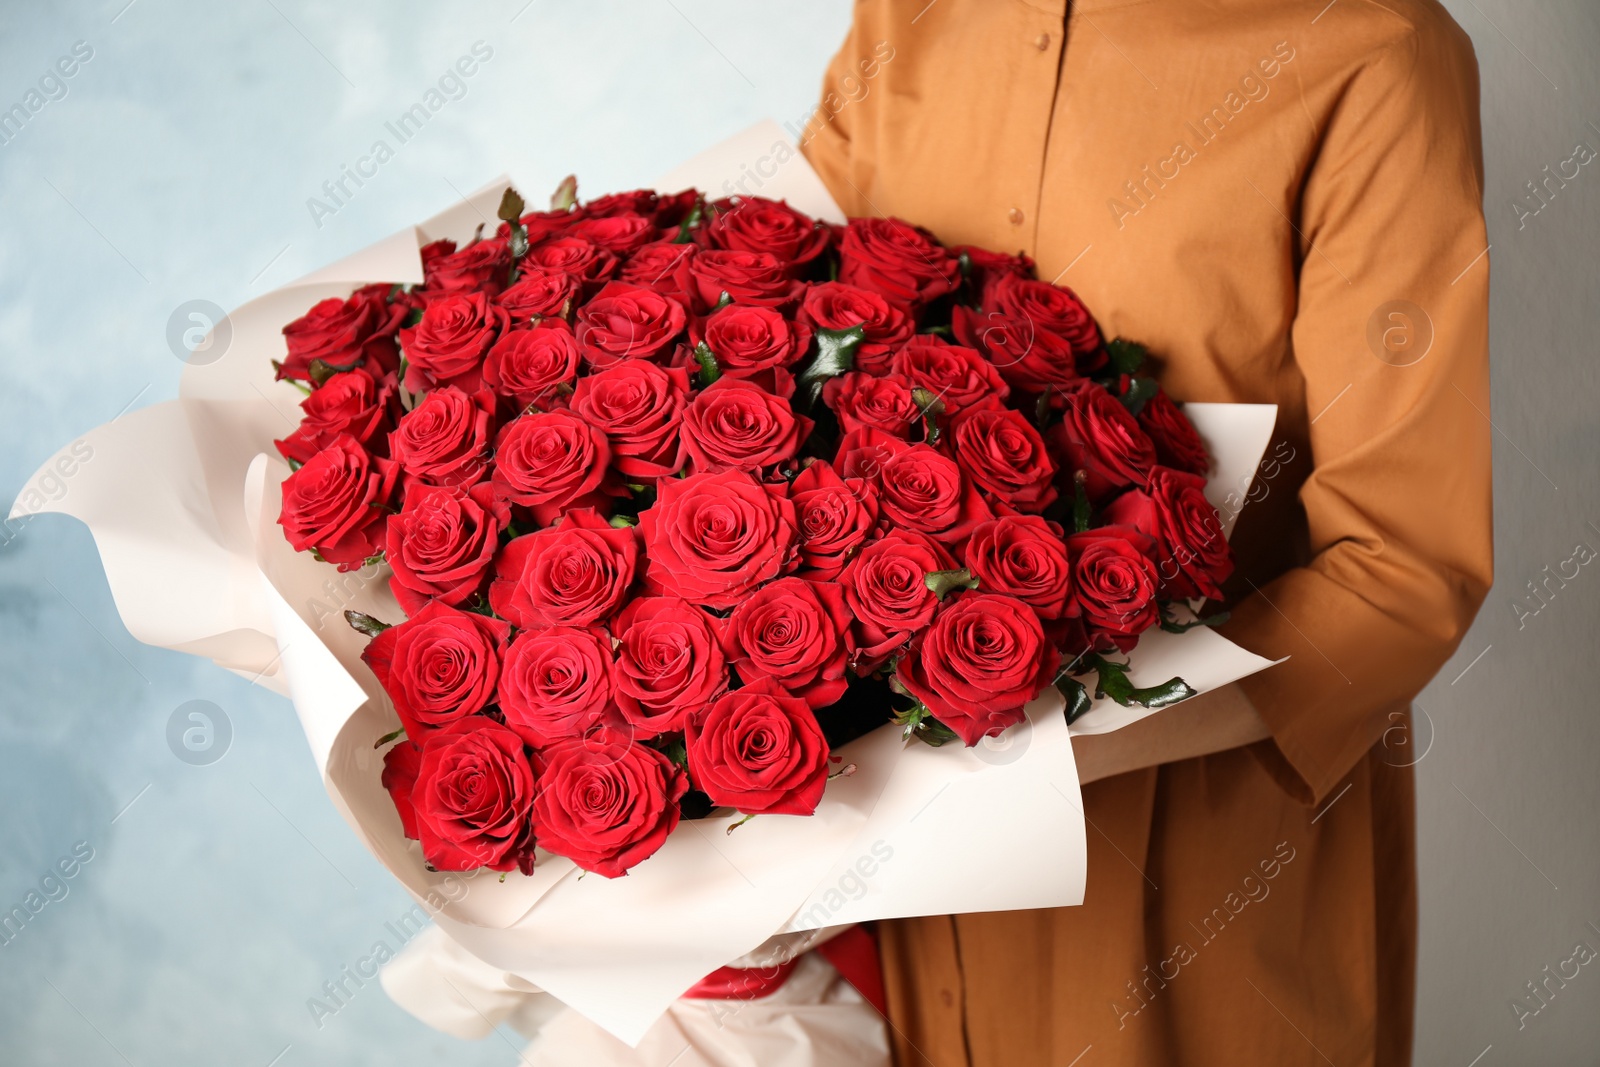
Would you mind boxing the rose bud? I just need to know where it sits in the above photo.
[278,435,397,569]
[613,596,730,738]
[400,290,510,394]
[275,366,396,465]
[523,236,619,290]
[1102,467,1234,601]
[796,282,914,375]
[386,480,507,613]
[1065,527,1162,652]
[1137,390,1212,476]
[419,237,512,296]
[822,371,921,439]
[390,387,496,488]
[569,360,691,482]
[950,304,1080,395]
[618,241,699,306]
[719,577,854,708]
[482,320,581,412]
[786,460,880,580]
[495,267,579,325]
[638,469,800,611]
[681,377,811,476]
[837,217,961,309]
[947,400,1059,513]
[361,601,511,737]
[686,677,831,816]
[1048,378,1157,502]
[532,737,687,877]
[696,304,813,380]
[490,508,641,629]
[986,273,1103,369]
[380,739,423,840]
[677,249,801,312]
[574,281,688,368]
[963,515,1073,620]
[498,626,623,749]
[702,196,831,272]
[840,430,992,548]
[890,335,1010,415]
[897,593,1059,747]
[839,528,956,667]
[491,409,612,525]
[278,284,405,383]
[411,717,538,875]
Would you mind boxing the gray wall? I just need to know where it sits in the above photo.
[0,1,1594,1064]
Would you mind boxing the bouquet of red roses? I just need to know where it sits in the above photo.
[272,180,1234,882]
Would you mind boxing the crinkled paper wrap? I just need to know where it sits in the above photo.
[15,120,1281,1046]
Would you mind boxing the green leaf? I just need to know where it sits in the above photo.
[924,567,978,600]
[672,199,706,244]
[344,610,392,638]
[912,386,947,445]
[891,700,961,747]
[1106,338,1148,375]
[608,514,638,529]
[918,324,952,337]
[373,726,406,749]
[1085,654,1197,710]
[1071,470,1091,533]
[496,186,526,223]
[713,290,733,309]
[508,228,530,260]
[796,324,865,410]
[549,174,578,212]
[308,357,361,387]
[694,342,721,387]
[1118,376,1159,418]
[1158,606,1231,635]
[1056,675,1093,724]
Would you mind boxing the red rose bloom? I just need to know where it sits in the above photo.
[678,249,800,312]
[950,304,1080,394]
[491,410,611,525]
[411,717,538,875]
[950,245,1035,306]
[583,189,659,218]
[569,360,690,482]
[1137,390,1211,476]
[897,593,1059,747]
[1102,467,1233,601]
[400,290,510,393]
[963,516,1073,619]
[524,236,618,288]
[482,320,581,411]
[837,217,960,309]
[390,387,495,487]
[697,304,812,379]
[421,238,512,295]
[988,274,1102,360]
[947,401,1058,512]
[796,282,914,375]
[822,372,920,438]
[498,626,622,748]
[843,431,992,546]
[787,461,879,580]
[275,366,396,465]
[1050,379,1158,501]
[681,377,811,475]
[612,596,729,738]
[574,281,687,368]
[495,268,579,325]
[703,196,830,271]
[490,508,641,629]
[618,241,698,305]
[380,739,423,840]
[1065,527,1161,652]
[278,284,404,382]
[719,577,853,707]
[278,435,396,569]
[639,469,799,610]
[386,479,507,612]
[570,213,658,255]
[532,738,686,877]
[839,529,956,665]
[890,335,1010,414]
[686,677,830,816]
[360,600,510,737]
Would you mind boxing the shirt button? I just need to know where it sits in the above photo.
[1008,207,1025,226]
[1034,33,1051,50]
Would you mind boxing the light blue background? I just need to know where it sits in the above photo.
[1,2,1596,1065]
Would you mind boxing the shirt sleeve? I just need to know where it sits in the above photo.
[799,9,877,217]
[1222,19,1494,804]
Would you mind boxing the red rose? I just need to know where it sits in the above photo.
[278,435,396,569]
[686,676,830,816]
[400,291,510,394]
[796,282,913,375]
[275,366,396,465]
[532,737,686,877]
[361,600,510,737]
[843,430,992,546]
[1065,527,1161,652]
[639,469,800,610]
[569,360,690,482]
[650,189,701,227]
[839,529,956,665]
[822,371,920,438]
[583,189,660,218]
[482,320,581,411]
[897,593,1058,747]
[988,273,1102,362]
[837,217,960,309]
[571,213,659,255]
[678,249,801,312]
[703,197,830,271]
[491,508,641,628]
[697,304,812,380]
[719,577,853,707]
[498,626,623,748]
[613,596,730,738]
[278,284,404,382]
[1102,467,1233,601]
[950,304,1080,394]
[787,461,879,580]
[380,739,423,840]
[386,479,507,612]
[495,268,579,325]
[491,410,611,525]
[1050,380,1157,502]
[574,281,687,368]
[420,238,512,295]
[949,245,1035,306]
[524,236,618,288]
[890,335,1009,414]
[1137,390,1211,476]
[618,241,698,305]
[390,387,495,487]
[412,717,538,874]
[681,378,811,476]
[947,401,1058,512]
[963,516,1073,619]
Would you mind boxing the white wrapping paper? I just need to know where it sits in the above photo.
[14,120,1281,1047]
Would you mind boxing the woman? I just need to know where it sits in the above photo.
[803,1,1492,1064]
